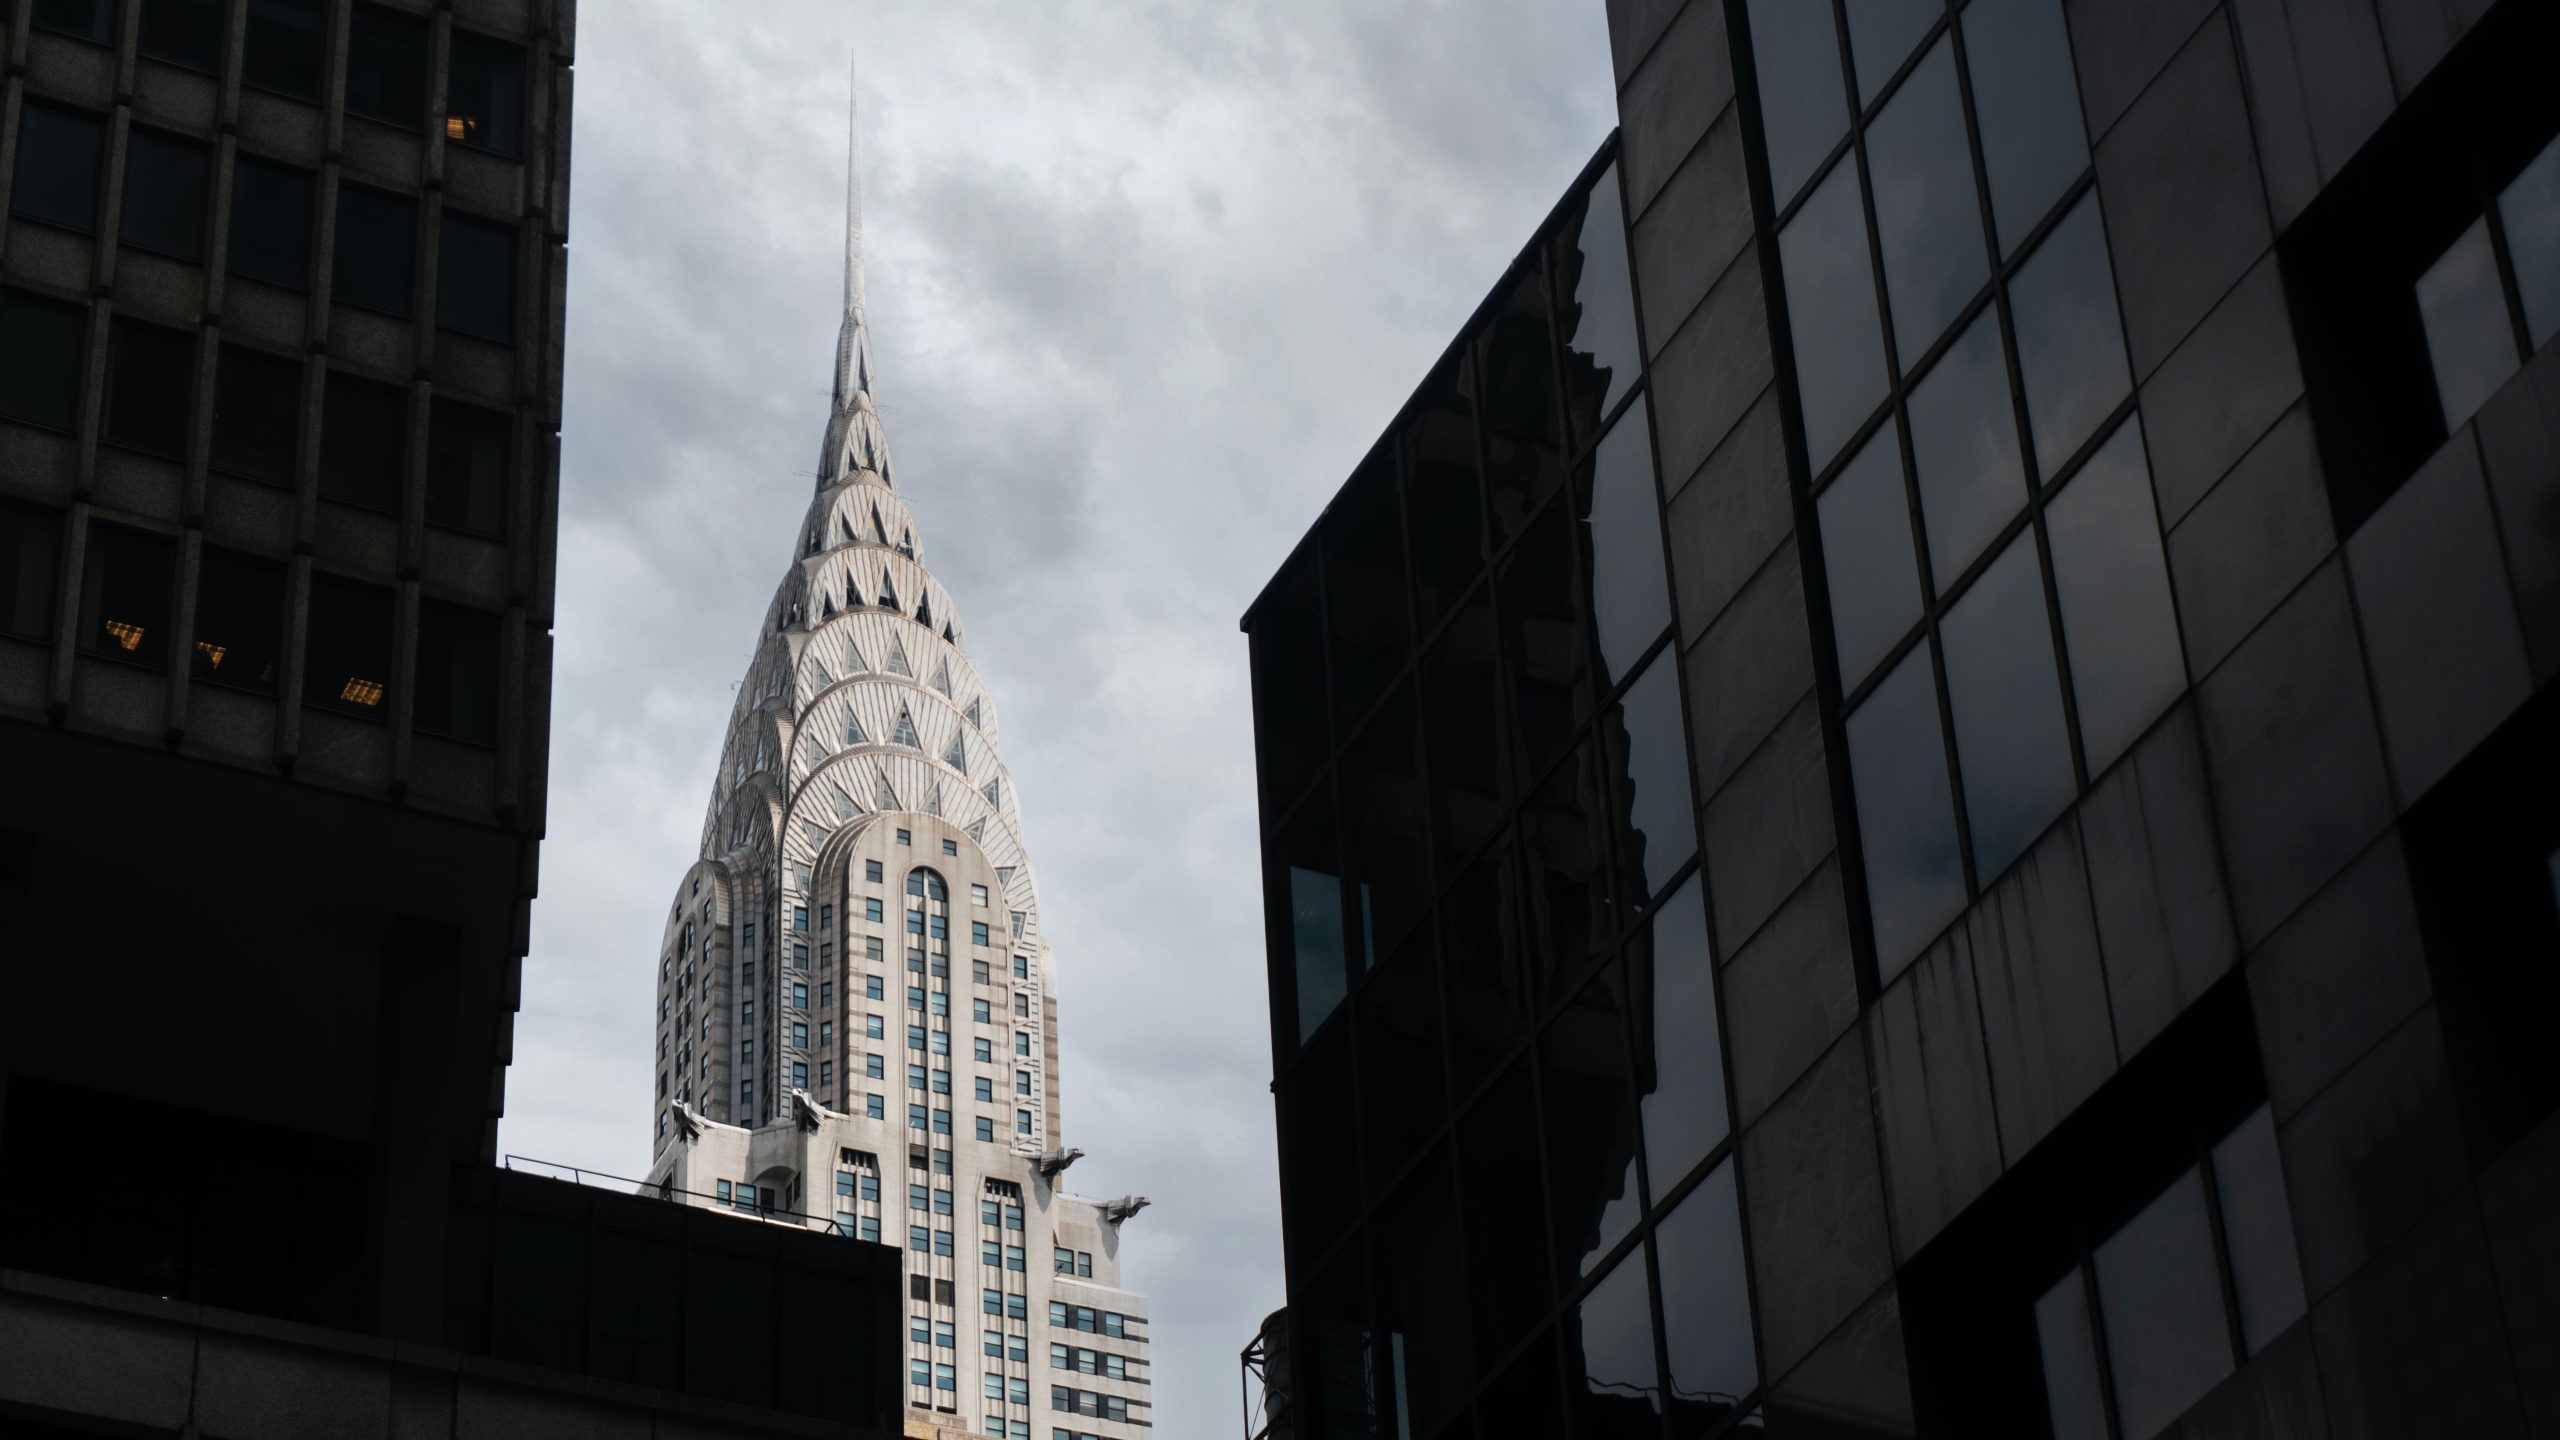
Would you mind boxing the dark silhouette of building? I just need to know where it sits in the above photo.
[0,4,905,1435]
[1243,0,2560,1434]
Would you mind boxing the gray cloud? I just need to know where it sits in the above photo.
[508,2,1613,1430]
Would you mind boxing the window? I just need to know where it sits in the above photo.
[34,0,114,41]
[819,981,833,1007]
[866,897,885,921]
[139,0,222,70]
[0,502,60,642]
[2036,1106,2304,1440]
[932,1108,952,1134]
[971,921,991,946]
[1005,1246,1025,1272]
[1016,1033,1031,1057]
[244,0,326,100]
[935,1363,956,1392]
[345,5,427,129]
[1054,1247,1073,1274]
[228,159,315,289]
[1016,1110,1033,1136]
[931,993,950,1018]
[867,976,885,1001]
[935,1230,955,1257]
[792,1023,808,1049]
[794,906,809,932]
[332,185,416,316]
[13,105,102,233]
[974,1117,995,1141]
[907,910,925,935]
[897,828,912,844]
[77,525,175,668]
[211,345,302,485]
[972,959,991,985]
[304,574,393,717]
[426,400,511,536]
[866,1095,884,1119]
[192,549,283,693]
[791,1061,808,1088]
[931,1069,951,1095]
[120,131,209,261]
[867,1014,885,1039]
[908,1104,927,1130]
[792,983,809,1009]
[104,321,195,460]
[867,859,885,882]
[974,1078,994,1102]
[319,372,407,513]
[941,839,959,856]
[414,601,499,744]
[448,33,526,156]
[973,999,992,1024]
[437,213,517,342]
[0,292,87,431]
[1013,955,1029,980]
[973,1038,993,1062]
[971,883,988,907]
[984,1288,1003,1315]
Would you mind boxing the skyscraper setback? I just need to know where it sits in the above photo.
[643,70,1154,1440]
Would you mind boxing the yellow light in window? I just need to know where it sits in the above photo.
[194,640,226,669]
[447,115,471,141]
[104,620,144,651]
[341,677,384,707]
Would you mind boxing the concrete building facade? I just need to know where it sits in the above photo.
[1246,0,2560,1434]
[642,74,1154,1440]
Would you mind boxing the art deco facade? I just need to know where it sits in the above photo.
[1246,0,2559,1435]
[644,81,1154,1440]
[0,3,898,1437]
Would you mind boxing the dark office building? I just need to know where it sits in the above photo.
[0,4,901,1435]
[1243,0,2560,1435]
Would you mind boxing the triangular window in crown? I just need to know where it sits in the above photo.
[871,506,889,544]
[821,590,838,618]
[943,733,967,772]
[930,658,954,697]
[923,782,943,817]
[982,777,1002,808]
[942,621,956,643]
[805,822,830,850]
[878,571,899,612]
[874,768,899,810]
[890,706,921,748]
[843,638,869,673]
[837,785,861,819]
[843,713,867,745]
[996,866,1016,887]
[885,634,913,677]
[1011,911,1027,938]
[967,817,986,843]
[916,596,933,628]
[899,530,915,560]
[964,697,982,727]
[808,660,831,688]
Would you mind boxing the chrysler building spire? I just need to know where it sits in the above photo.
[644,52,1153,1435]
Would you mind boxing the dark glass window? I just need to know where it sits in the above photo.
[1745,0,1848,208]
[2090,1170,2232,1438]
[1655,1159,1756,1433]
[2043,418,2183,775]
[1420,582,1506,874]
[243,0,327,102]
[0,292,88,431]
[104,321,196,459]
[1338,682,1429,948]
[416,600,499,744]
[1939,531,2074,878]
[332,186,416,316]
[1815,418,1920,689]
[2415,215,2518,430]
[119,130,210,261]
[1400,356,1484,629]
[1249,552,1327,809]
[1517,733,1611,985]
[0,502,61,641]
[228,159,315,290]
[2209,1107,2307,1354]
[212,345,303,486]
[345,5,427,129]
[1353,926,1443,1199]
[1604,649,1692,905]
[2008,193,2130,478]
[1962,0,2089,255]
[1553,162,1640,447]
[426,399,511,536]
[192,548,283,693]
[1777,158,1887,470]
[138,0,224,71]
[448,33,526,157]
[319,372,408,514]
[2506,134,2560,347]
[1906,307,2024,590]
[304,574,393,717]
[436,212,517,342]
[1845,646,1963,977]
[1498,498,1591,782]
[1626,873,1723,1192]
[1440,829,1530,1092]
[77,524,175,668]
[12,105,102,232]
[31,0,113,43]
[1845,0,1938,104]
[1567,1245,1662,1430]
[1579,396,1668,687]
[1320,449,1408,733]
[1477,263,1563,545]
[1371,1149,1469,1434]
[1280,786,1348,1044]
[1866,36,1985,363]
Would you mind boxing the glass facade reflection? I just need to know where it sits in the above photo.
[1245,142,1759,1438]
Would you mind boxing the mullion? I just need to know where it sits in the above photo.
[1943,0,2093,795]
[2478,162,2538,368]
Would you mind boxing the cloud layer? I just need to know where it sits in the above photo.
[507,4,1615,1429]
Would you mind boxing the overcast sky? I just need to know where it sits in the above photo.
[502,4,1616,1431]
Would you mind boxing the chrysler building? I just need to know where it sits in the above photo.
[646,62,1153,1440]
